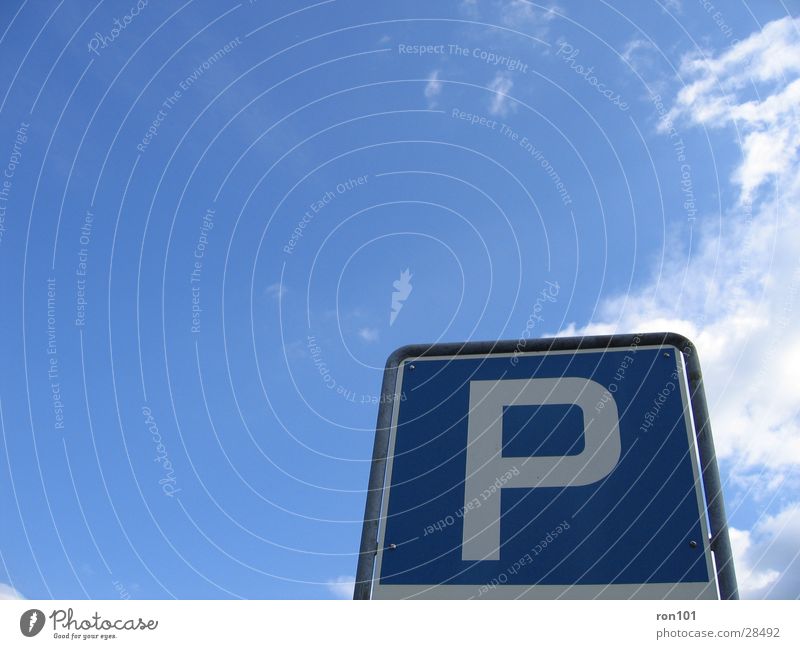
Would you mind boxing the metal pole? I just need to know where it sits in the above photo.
[682,341,739,599]
[353,349,403,599]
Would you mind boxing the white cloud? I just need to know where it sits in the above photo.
[731,503,800,598]
[557,17,800,484]
[0,582,25,599]
[326,575,354,599]
[618,37,672,95]
[661,0,682,12]
[619,37,665,88]
[283,339,309,359]
[500,1,561,28]
[621,37,658,67]
[357,327,379,343]
[487,72,515,116]
[424,70,442,107]
[459,0,478,18]
[265,282,287,299]
[666,16,800,201]
[460,2,561,46]
[554,20,800,598]
[729,528,781,596]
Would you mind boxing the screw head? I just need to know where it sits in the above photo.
[408,364,415,371]
[663,352,670,358]
[387,543,397,551]
[689,540,698,548]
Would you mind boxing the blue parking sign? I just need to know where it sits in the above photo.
[354,334,738,599]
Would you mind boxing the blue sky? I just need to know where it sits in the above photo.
[0,0,798,600]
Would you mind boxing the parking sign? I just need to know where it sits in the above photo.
[354,334,737,599]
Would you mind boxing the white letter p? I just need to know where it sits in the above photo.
[462,377,620,561]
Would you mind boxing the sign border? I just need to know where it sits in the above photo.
[353,333,738,600]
